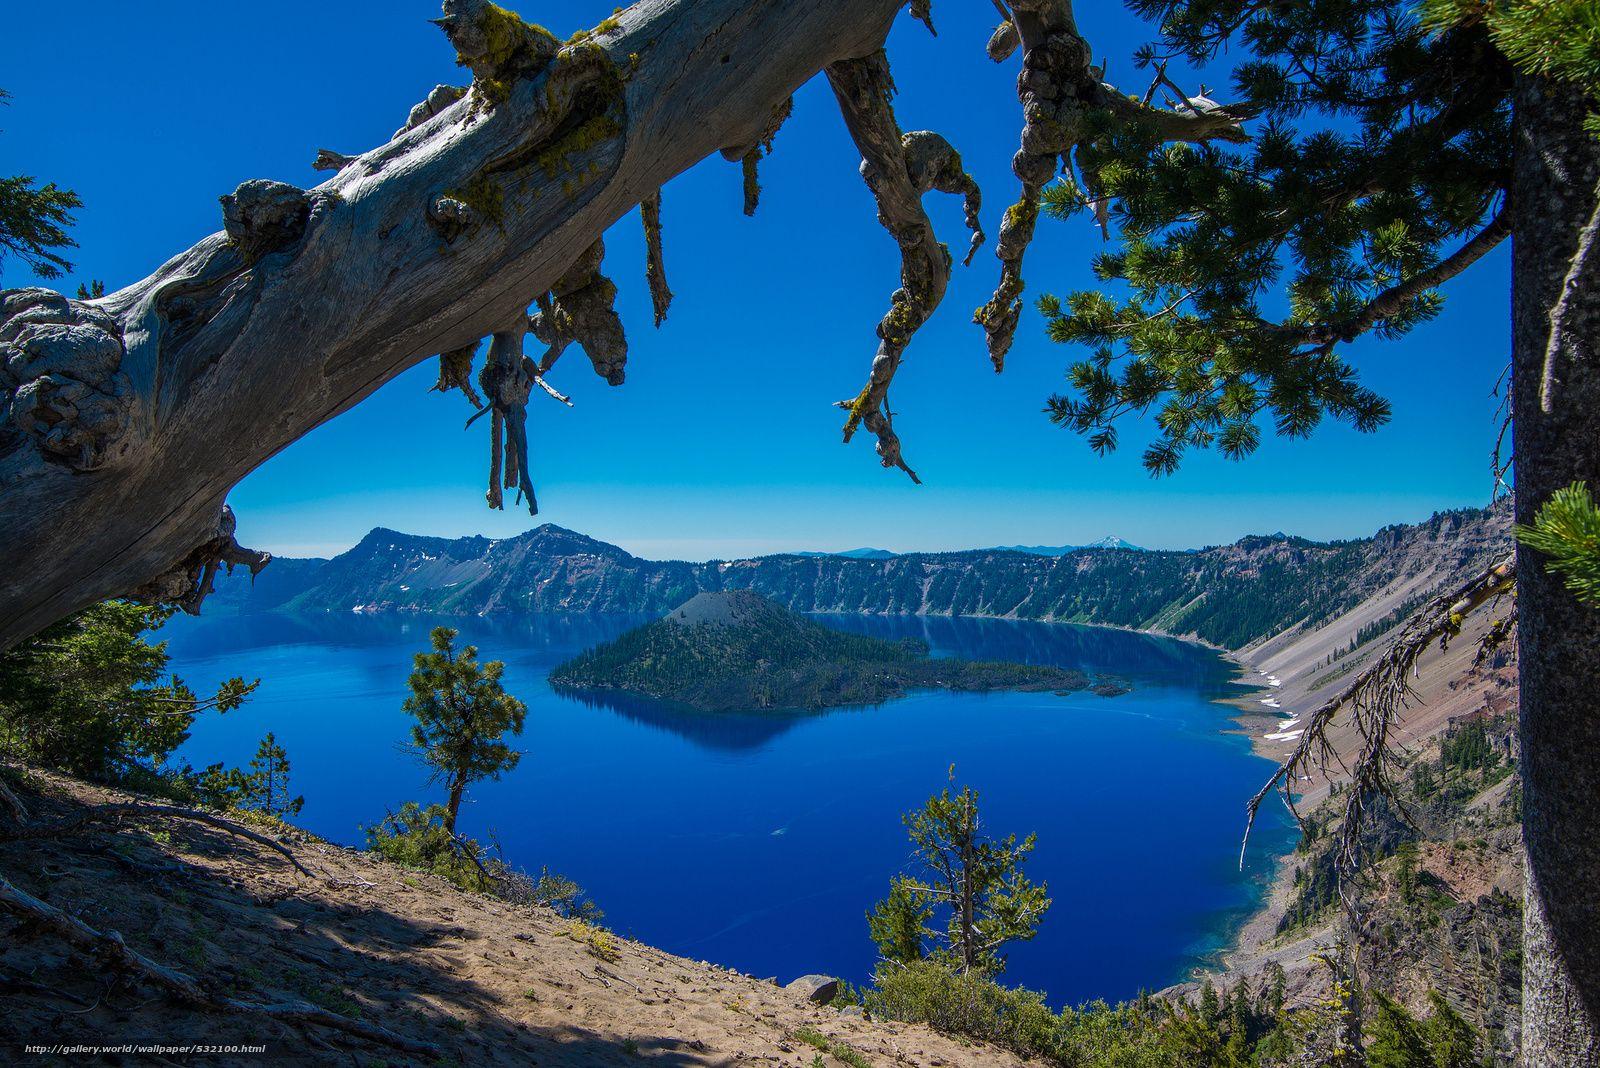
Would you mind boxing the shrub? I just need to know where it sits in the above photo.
[864,960,1061,1059]
[365,802,603,922]
[365,802,495,892]
[565,919,620,962]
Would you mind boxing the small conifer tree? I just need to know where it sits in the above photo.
[245,731,303,818]
[402,627,526,832]
[1367,992,1432,1068]
[869,773,1050,977]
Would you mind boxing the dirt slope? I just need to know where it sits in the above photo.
[1234,569,1516,808]
[0,769,1027,1067]
[1206,577,1523,1062]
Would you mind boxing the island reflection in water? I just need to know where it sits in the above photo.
[162,608,1295,1007]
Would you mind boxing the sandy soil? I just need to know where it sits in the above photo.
[0,769,1029,1067]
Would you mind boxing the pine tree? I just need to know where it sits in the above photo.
[1395,842,1421,906]
[1367,992,1432,1068]
[1038,0,1510,473]
[1025,3,1600,1057]
[1261,960,1288,1016]
[1411,759,1437,800]
[1419,990,1482,1068]
[870,776,1050,977]
[1228,981,1252,1038]
[244,731,303,819]
[0,601,255,781]
[1199,979,1222,1024]
[402,626,526,833]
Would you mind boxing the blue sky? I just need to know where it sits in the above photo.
[2,1,1509,560]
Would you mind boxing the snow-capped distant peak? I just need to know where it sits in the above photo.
[1083,535,1143,551]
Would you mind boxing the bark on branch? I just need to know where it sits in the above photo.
[974,1,1251,370]
[827,50,984,482]
[0,0,1260,648]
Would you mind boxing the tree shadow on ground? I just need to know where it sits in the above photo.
[0,776,753,1067]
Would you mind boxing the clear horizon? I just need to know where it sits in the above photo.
[2,0,1512,562]
[274,498,1495,564]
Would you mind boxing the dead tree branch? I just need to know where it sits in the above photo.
[432,343,484,408]
[975,1,1251,369]
[0,802,317,879]
[1240,555,1517,901]
[0,0,1263,647]
[0,0,905,648]
[722,97,794,217]
[640,190,672,327]
[826,50,983,482]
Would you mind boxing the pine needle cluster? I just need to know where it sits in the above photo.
[1040,0,1512,473]
[1517,480,1600,606]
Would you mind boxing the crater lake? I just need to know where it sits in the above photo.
[159,610,1297,1006]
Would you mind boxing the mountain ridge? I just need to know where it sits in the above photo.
[786,547,898,560]
[210,504,1511,653]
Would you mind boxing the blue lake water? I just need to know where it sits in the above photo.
[159,610,1296,1008]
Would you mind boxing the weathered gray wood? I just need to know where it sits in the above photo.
[0,0,903,648]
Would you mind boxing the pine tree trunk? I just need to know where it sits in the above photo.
[445,777,466,835]
[960,841,976,974]
[1512,72,1600,1067]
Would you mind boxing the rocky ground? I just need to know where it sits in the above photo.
[0,769,1027,1067]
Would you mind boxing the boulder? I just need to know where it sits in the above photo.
[785,974,840,1005]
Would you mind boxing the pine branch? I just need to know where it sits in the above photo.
[1269,205,1512,348]
[1517,482,1600,607]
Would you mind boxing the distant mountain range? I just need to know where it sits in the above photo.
[992,535,1145,555]
[786,538,1143,558]
[788,548,897,559]
[207,505,1510,652]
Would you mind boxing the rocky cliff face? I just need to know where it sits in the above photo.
[211,505,1510,652]
[274,525,706,617]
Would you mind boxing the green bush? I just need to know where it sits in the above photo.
[864,960,1062,1059]
[365,802,495,892]
[365,801,602,922]
[860,957,1484,1068]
